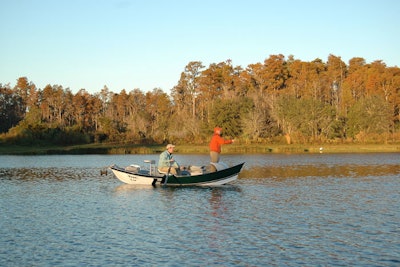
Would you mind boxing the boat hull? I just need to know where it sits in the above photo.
[110,162,244,186]
[109,165,163,185]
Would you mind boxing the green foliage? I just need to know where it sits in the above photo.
[0,85,25,133]
[273,95,336,142]
[346,95,391,140]
[3,118,90,146]
[210,99,248,138]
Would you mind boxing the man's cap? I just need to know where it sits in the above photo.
[166,144,175,149]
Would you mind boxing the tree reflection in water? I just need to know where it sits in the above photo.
[239,164,400,179]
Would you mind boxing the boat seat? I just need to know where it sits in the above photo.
[157,168,174,175]
[158,168,193,177]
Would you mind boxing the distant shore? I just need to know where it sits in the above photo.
[0,143,399,155]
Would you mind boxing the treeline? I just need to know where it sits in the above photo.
[1,54,399,146]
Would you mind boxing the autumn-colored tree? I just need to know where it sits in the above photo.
[124,89,148,141]
[197,60,238,124]
[145,88,172,143]
[183,61,204,118]
[263,54,288,96]
[171,72,191,119]
[341,57,367,115]
[1,53,400,146]
[326,54,347,108]
[286,58,324,100]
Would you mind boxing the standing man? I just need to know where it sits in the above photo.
[158,144,181,175]
[209,127,234,163]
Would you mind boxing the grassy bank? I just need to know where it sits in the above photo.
[0,142,399,155]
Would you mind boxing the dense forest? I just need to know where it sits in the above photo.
[1,54,400,146]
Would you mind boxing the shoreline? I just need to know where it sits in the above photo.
[0,143,399,155]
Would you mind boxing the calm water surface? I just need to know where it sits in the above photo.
[0,153,399,266]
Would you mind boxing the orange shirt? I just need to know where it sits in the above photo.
[209,134,233,153]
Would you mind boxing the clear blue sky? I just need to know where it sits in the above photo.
[1,0,399,94]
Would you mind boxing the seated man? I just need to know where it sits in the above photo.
[158,144,181,175]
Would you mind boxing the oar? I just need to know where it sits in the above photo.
[163,160,182,186]
[163,161,172,186]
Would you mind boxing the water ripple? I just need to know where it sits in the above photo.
[0,154,399,266]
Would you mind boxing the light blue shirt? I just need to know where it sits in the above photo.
[158,150,179,169]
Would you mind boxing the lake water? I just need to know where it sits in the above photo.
[0,153,399,266]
